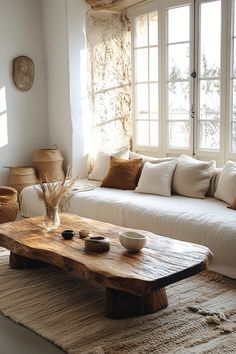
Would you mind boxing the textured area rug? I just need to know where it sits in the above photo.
[0,247,235,354]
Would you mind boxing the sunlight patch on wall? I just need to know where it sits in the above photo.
[0,87,8,148]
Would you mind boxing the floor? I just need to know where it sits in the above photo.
[0,314,66,354]
[1,214,235,353]
[0,276,235,354]
[0,314,65,354]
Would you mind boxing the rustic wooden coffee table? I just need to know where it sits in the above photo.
[0,213,212,319]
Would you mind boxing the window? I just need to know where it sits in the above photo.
[197,1,221,151]
[134,11,159,146]
[231,0,236,152]
[167,5,191,149]
[130,0,235,164]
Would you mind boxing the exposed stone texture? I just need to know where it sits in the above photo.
[86,11,132,152]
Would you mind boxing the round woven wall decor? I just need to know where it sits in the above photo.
[12,56,34,91]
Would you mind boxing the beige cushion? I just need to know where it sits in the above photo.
[88,149,129,181]
[101,157,142,190]
[172,155,216,199]
[129,151,174,165]
[214,160,236,204]
[207,168,222,196]
[135,159,177,197]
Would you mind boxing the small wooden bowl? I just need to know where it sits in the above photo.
[84,235,110,253]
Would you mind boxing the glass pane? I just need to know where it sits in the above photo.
[150,83,158,113]
[136,84,148,114]
[231,122,236,151]
[200,1,221,78]
[149,11,158,46]
[168,6,189,43]
[234,1,236,37]
[232,80,236,113]
[137,114,149,120]
[169,113,189,121]
[232,112,236,122]
[233,39,236,77]
[135,15,148,47]
[149,47,158,81]
[137,121,149,145]
[168,82,189,114]
[150,120,158,146]
[198,121,220,149]
[168,121,189,148]
[168,43,189,80]
[199,80,220,120]
[135,48,148,82]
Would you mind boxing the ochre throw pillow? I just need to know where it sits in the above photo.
[101,157,142,190]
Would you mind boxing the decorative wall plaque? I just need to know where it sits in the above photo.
[12,56,34,91]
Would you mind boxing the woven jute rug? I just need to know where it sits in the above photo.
[0,247,235,354]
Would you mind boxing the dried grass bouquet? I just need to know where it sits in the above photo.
[34,169,78,231]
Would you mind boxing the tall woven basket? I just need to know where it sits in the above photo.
[33,147,65,182]
[8,166,38,196]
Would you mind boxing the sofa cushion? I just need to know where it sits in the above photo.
[129,151,174,166]
[172,155,216,198]
[207,168,222,196]
[88,148,129,181]
[214,160,236,204]
[135,159,177,197]
[101,157,142,190]
[20,179,236,279]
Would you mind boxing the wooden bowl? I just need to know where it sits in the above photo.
[84,235,110,252]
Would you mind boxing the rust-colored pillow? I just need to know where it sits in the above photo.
[101,157,142,190]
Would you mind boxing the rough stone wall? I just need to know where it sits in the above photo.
[86,11,132,153]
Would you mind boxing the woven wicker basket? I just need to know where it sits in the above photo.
[0,186,17,203]
[8,166,37,196]
[0,186,18,224]
[0,202,18,224]
[33,147,65,182]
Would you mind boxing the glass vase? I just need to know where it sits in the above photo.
[42,205,60,232]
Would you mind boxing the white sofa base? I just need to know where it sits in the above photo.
[20,179,236,279]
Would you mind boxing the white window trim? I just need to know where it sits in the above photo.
[129,0,236,165]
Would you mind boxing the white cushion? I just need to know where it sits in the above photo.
[135,159,177,197]
[172,155,216,199]
[214,160,236,204]
[88,149,129,181]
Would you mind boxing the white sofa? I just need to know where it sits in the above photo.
[20,173,236,280]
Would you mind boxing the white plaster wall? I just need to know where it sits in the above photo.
[42,0,89,177]
[0,0,48,185]
[41,0,72,173]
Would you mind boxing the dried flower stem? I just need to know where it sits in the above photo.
[34,168,79,210]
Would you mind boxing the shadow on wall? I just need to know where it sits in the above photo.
[0,86,8,148]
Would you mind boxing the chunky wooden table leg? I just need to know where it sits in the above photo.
[105,287,168,319]
[9,251,47,269]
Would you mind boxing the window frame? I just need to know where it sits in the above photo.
[128,0,236,165]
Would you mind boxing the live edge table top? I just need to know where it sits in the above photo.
[0,213,212,318]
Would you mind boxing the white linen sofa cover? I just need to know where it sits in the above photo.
[20,179,236,279]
